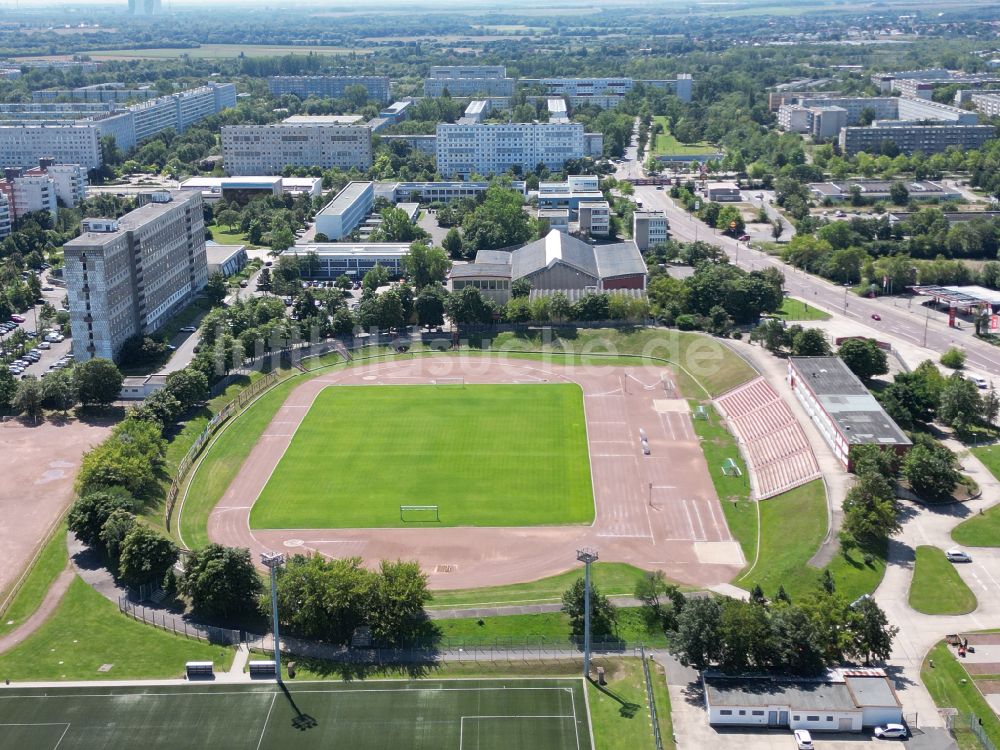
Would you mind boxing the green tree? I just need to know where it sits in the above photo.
[0,367,16,409]
[670,596,722,670]
[791,328,830,356]
[165,368,209,411]
[270,227,295,253]
[275,554,373,643]
[75,358,124,407]
[371,207,427,243]
[511,278,532,299]
[771,604,826,675]
[718,598,774,672]
[771,220,784,242]
[888,181,909,206]
[12,376,43,423]
[446,286,493,325]
[838,338,888,381]
[561,578,618,640]
[179,544,264,620]
[462,185,535,250]
[334,274,353,290]
[99,509,136,572]
[635,570,685,633]
[940,347,966,370]
[842,472,900,543]
[368,559,432,646]
[902,442,960,502]
[442,227,464,259]
[216,209,239,231]
[40,369,76,412]
[76,441,157,497]
[205,272,227,305]
[401,242,451,289]
[549,292,571,323]
[847,597,898,666]
[362,263,389,293]
[67,489,135,548]
[118,525,178,589]
[415,286,446,328]
[938,373,983,432]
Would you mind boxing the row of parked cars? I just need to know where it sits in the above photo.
[6,326,68,377]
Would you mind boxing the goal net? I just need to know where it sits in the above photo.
[400,505,440,522]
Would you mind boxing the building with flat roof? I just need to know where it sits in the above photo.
[179,175,322,203]
[378,134,436,155]
[547,98,569,123]
[633,210,669,251]
[315,181,375,241]
[459,99,491,125]
[285,242,410,279]
[374,180,526,204]
[25,160,87,208]
[436,120,585,178]
[63,191,208,362]
[424,65,514,97]
[537,175,604,215]
[578,201,610,237]
[205,242,248,278]
[705,669,902,732]
[970,91,1000,117]
[839,122,995,156]
[524,75,694,105]
[267,76,391,104]
[448,230,646,304]
[0,123,102,170]
[809,180,960,202]
[788,356,911,470]
[221,115,372,175]
[0,170,57,219]
[33,83,156,103]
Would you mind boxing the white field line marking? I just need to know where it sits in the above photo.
[0,723,72,750]
[0,686,579,700]
[255,692,277,750]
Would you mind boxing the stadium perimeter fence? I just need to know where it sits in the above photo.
[245,631,645,664]
[119,596,242,646]
[949,712,997,750]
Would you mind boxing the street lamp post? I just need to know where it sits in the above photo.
[576,548,599,679]
[261,552,285,681]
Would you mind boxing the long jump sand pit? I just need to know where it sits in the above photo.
[208,356,744,589]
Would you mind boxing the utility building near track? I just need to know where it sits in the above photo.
[787,356,911,470]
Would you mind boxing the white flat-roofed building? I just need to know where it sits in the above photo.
[808,179,961,202]
[4,172,57,219]
[179,175,323,203]
[578,201,610,236]
[459,99,491,125]
[535,77,632,109]
[424,66,513,97]
[374,180,526,204]
[538,207,570,233]
[221,115,372,175]
[840,123,996,156]
[0,123,101,170]
[315,181,375,241]
[205,242,248,278]
[548,98,569,123]
[970,91,1000,117]
[267,76,391,104]
[633,210,669,251]
[437,121,585,179]
[63,191,208,362]
[33,83,156,103]
[285,242,410,279]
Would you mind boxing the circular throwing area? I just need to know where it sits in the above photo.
[207,356,745,590]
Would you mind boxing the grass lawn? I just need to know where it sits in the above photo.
[483,327,757,398]
[909,546,978,615]
[0,522,67,636]
[179,374,299,548]
[428,562,668,610]
[0,576,232,680]
[650,116,716,157]
[251,384,594,529]
[775,297,831,321]
[922,640,1000,750]
[689,402,756,564]
[588,657,675,750]
[434,607,669,648]
[952,503,1000,547]
[205,221,251,246]
[735,480,885,603]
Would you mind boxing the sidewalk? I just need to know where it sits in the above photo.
[0,565,74,654]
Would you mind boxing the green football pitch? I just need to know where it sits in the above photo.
[0,679,591,750]
[249,384,594,529]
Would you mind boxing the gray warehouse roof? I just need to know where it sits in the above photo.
[845,676,900,708]
[595,242,648,279]
[449,262,512,279]
[706,678,857,711]
[790,356,911,446]
[512,231,600,280]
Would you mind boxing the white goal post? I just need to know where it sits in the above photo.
[432,377,465,387]
[400,505,440,522]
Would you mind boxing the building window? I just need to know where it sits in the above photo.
[752,711,764,717]
[807,716,820,722]
[826,716,833,722]
[719,710,733,716]
[738,710,746,716]
[793,716,800,721]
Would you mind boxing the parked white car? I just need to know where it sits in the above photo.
[794,729,814,749]
[874,724,907,739]
[946,549,972,563]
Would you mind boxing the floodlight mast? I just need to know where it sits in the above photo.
[261,552,285,681]
[576,548,599,679]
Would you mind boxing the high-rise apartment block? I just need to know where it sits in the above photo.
[435,121,585,178]
[221,115,373,175]
[267,76,391,104]
[424,66,514,97]
[63,191,208,362]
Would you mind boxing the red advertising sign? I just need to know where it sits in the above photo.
[949,307,957,327]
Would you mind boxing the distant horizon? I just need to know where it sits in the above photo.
[0,0,962,9]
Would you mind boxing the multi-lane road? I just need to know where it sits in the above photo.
[616,137,1000,379]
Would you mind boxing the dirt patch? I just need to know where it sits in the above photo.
[0,418,109,596]
[975,680,1000,694]
[964,663,1000,675]
[964,634,1000,646]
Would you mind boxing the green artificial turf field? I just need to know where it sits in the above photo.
[250,383,594,529]
[0,679,590,750]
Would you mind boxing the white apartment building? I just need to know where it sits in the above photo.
[436,121,585,178]
[373,181,526,204]
[633,210,669,251]
[536,78,633,109]
[0,124,102,170]
[971,92,1000,117]
[8,174,57,219]
[221,115,373,175]
[26,161,87,207]
[267,76,392,104]
[63,191,208,362]
[578,201,610,236]
[424,66,514,97]
[315,181,375,240]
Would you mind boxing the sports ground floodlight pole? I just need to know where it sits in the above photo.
[576,548,599,679]
[261,552,285,681]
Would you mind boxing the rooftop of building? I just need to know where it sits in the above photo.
[809,180,955,196]
[205,241,246,264]
[705,672,899,711]
[281,114,366,125]
[789,356,911,446]
[66,191,198,246]
[317,181,373,216]
[288,242,410,257]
